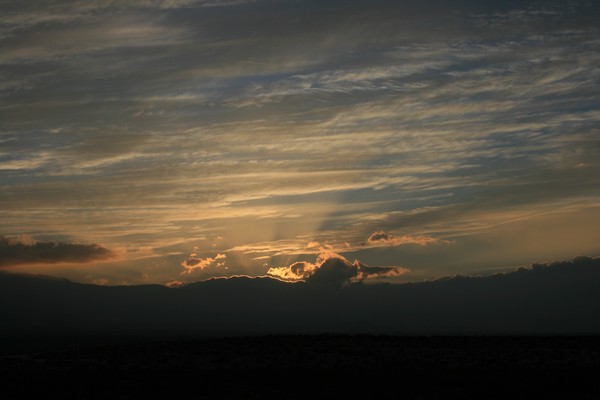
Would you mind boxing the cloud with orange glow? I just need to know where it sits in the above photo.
[165,280,185,287]
[180,253,227,274]
[267,251,408,286]
[365,231,440,247]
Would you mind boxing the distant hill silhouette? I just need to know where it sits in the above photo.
[2,256,599,343]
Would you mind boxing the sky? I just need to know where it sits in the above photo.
[0,0,599,286]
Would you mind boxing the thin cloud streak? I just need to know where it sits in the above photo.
[366,231,440,247]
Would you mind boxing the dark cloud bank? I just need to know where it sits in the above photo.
[0,236,112,267]
[2,256,599,337]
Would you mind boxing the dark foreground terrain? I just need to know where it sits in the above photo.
[1,335,599,399]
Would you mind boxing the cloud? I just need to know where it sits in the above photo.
[165,280,185,287]
[181,253,226,274]
[0,235,113,267]
[267,252,408,286]
[366,231,440,247]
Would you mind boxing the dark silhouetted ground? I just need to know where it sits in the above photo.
[1,335,599,399]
